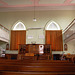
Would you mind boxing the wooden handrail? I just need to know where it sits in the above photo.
[63,19,75,33]
[0,24,9,31]
[64,33,75,41]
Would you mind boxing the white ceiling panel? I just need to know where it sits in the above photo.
[39,0,66,4]
[0,6,75,12]
[0,0,75,12]
[71,0,75,3]
[2,0,33,5]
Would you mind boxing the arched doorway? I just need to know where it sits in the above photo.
[45,21,63,51]
[10,21,26,50]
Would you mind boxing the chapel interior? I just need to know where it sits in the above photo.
[0,0,75,75]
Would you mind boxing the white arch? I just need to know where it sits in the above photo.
[45,21,60,30]
[13,21,26,30]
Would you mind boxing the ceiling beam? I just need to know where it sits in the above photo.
[30,0,40,5]
[0,0,8,5]
[0,0,75,7]
[64,0,72,4]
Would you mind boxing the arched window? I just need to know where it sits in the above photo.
[13,22,26,30]
[45,21,60,30]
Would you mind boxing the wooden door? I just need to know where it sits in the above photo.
[45,30,63,51]
[10,30,26,50]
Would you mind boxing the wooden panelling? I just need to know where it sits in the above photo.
[10,30,26,50]
[18,44,52,60]
[50,31,57,51]
[45,31,51,44]
[18,44,51,54]
[10,31,16,50]
[5,54,17,59]
[56,30,63,51]
[45,30,63,51]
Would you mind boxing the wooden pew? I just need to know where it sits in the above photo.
[0,59,74,67]
[0,57,6,59]
[0,59,75,75]
[0,62,75,67]
[0,71,75,75]
[0,59,72,63]
[0,65,75,72]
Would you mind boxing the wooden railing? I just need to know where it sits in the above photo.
[63,19,75,33]
[0,24,9,31]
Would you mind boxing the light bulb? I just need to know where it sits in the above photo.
[33,18,37,21]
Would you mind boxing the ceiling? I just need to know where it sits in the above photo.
[0,0,75,12]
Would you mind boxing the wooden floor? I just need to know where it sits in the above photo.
[0,59,75,75]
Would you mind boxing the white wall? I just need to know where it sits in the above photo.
[0,10,75,30]
[26,29,45,44]
[0,10,75,44]
[64,41,75,54]
[0,10,75,54]
[0,41,7,49]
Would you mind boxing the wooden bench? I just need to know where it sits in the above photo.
[0,62,75,67]
[0,59,72,63]
[0,59,75,75]
[0,59,74,67]
[0,71,75,75]
[0,65,75,72]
